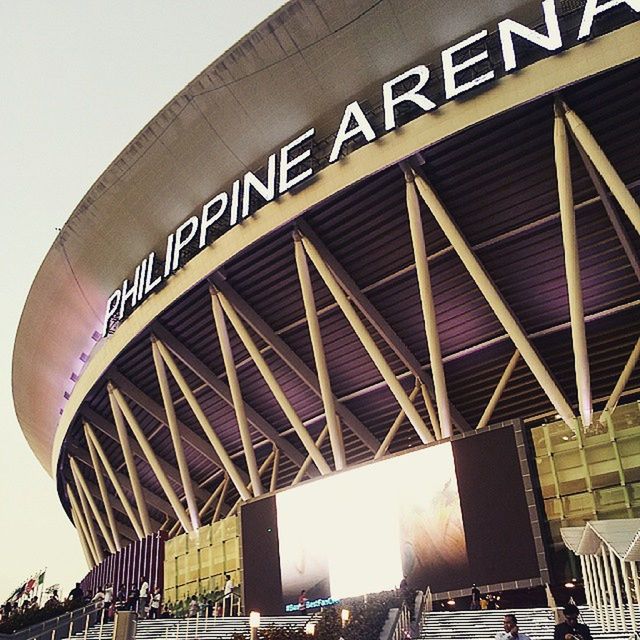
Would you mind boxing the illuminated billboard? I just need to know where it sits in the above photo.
[241,424,545,614]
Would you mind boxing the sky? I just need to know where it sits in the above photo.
[0,0,284,601]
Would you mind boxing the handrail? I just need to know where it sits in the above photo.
[0,603,100,640]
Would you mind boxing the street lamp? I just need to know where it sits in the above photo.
[249,611,260,640]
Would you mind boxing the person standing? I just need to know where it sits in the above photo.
[223,575,234,616]
[127,583,139,612]
[69,583,83,607]
[149,589,161,619]
[103,585,113,622]
[138,577,149,618]
[553,604,592,640]
[470,584,481,610]
[298,590,308,614]
[495,614,532,639]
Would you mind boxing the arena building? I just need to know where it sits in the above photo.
[12,0,640,614]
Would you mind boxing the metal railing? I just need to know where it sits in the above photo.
[1,604,104,640]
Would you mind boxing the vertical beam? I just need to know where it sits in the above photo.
[110,384,193,532]
[375,383,421,459]
[595,552,611,631]
[608,547,626,631]
[412,169,577,427]
[601,546,618,631]
[210,274,382,450]
[270,448,280,493]
[621,560,637,632]
[579,555,592,608]
[108,386,152,535]
[554,104,592,427]
[151,338,201,530]
[155,339,252,500]
[210,293,264,495]
[84,423,122,550]
[84,422,144,539]
[292,425,329,486]
[542,425,565,522]
[476,350,520,430]
[599,337,640,424]
[70,501,95,569]
[68,482,103,564]
[589,555,604,625]
[300,234,434,444]
[404,171,451,437]
[294,234,346,469]
[70,457,116,554]
[573,137,640,282]
[215,289,332,475]
[561,102,640,235]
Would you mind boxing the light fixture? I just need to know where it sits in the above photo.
[447,599,455,606]
[564,582,575,588]
[249,611,261,640]
[341,609,350,625]
[305,621,316,636]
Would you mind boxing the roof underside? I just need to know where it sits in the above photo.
[58,59,640,533]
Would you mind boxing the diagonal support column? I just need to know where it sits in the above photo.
[151,338,201,529]
[211,293,264,495]
[84,423,122,550]
[68,486,99,566]
[212,476,229,523]
[110,383,194,532]
[294,233,346,469]
[198,475,229,520]
[300,234,435,444]
[599,337,640,424]
[412,168,576,427]
[108,386,153,535]
[561,101,640,235]
[84,423,144,539]
[573,135,640,282]
[155,338,252,500]
[554,103,592,426]
[70,457,116,554]
[215,289,332,475]
[375,383,421,459]
[70,503,96,569]
[68,482,103,564]
[419,384,440,437]
[210,273,382,450]
[295,221,470,432]
[476,350,521,430]
[404,170,452,438]
[292,425,329,486]
[150,324,305,470]
[228,451,276,517]
[270,448,280,493]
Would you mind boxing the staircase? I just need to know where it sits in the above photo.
[419,607,640,639]
[69,616,310,640]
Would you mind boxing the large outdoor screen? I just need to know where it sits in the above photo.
[241,425,542,614]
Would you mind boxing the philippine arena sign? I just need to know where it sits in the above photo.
[103,0,639,335]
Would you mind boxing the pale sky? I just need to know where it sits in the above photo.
[0,0,284,601]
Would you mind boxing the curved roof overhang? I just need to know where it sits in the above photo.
[12,0,640,481]
[14,0,551,474]
[51,20,640,476]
